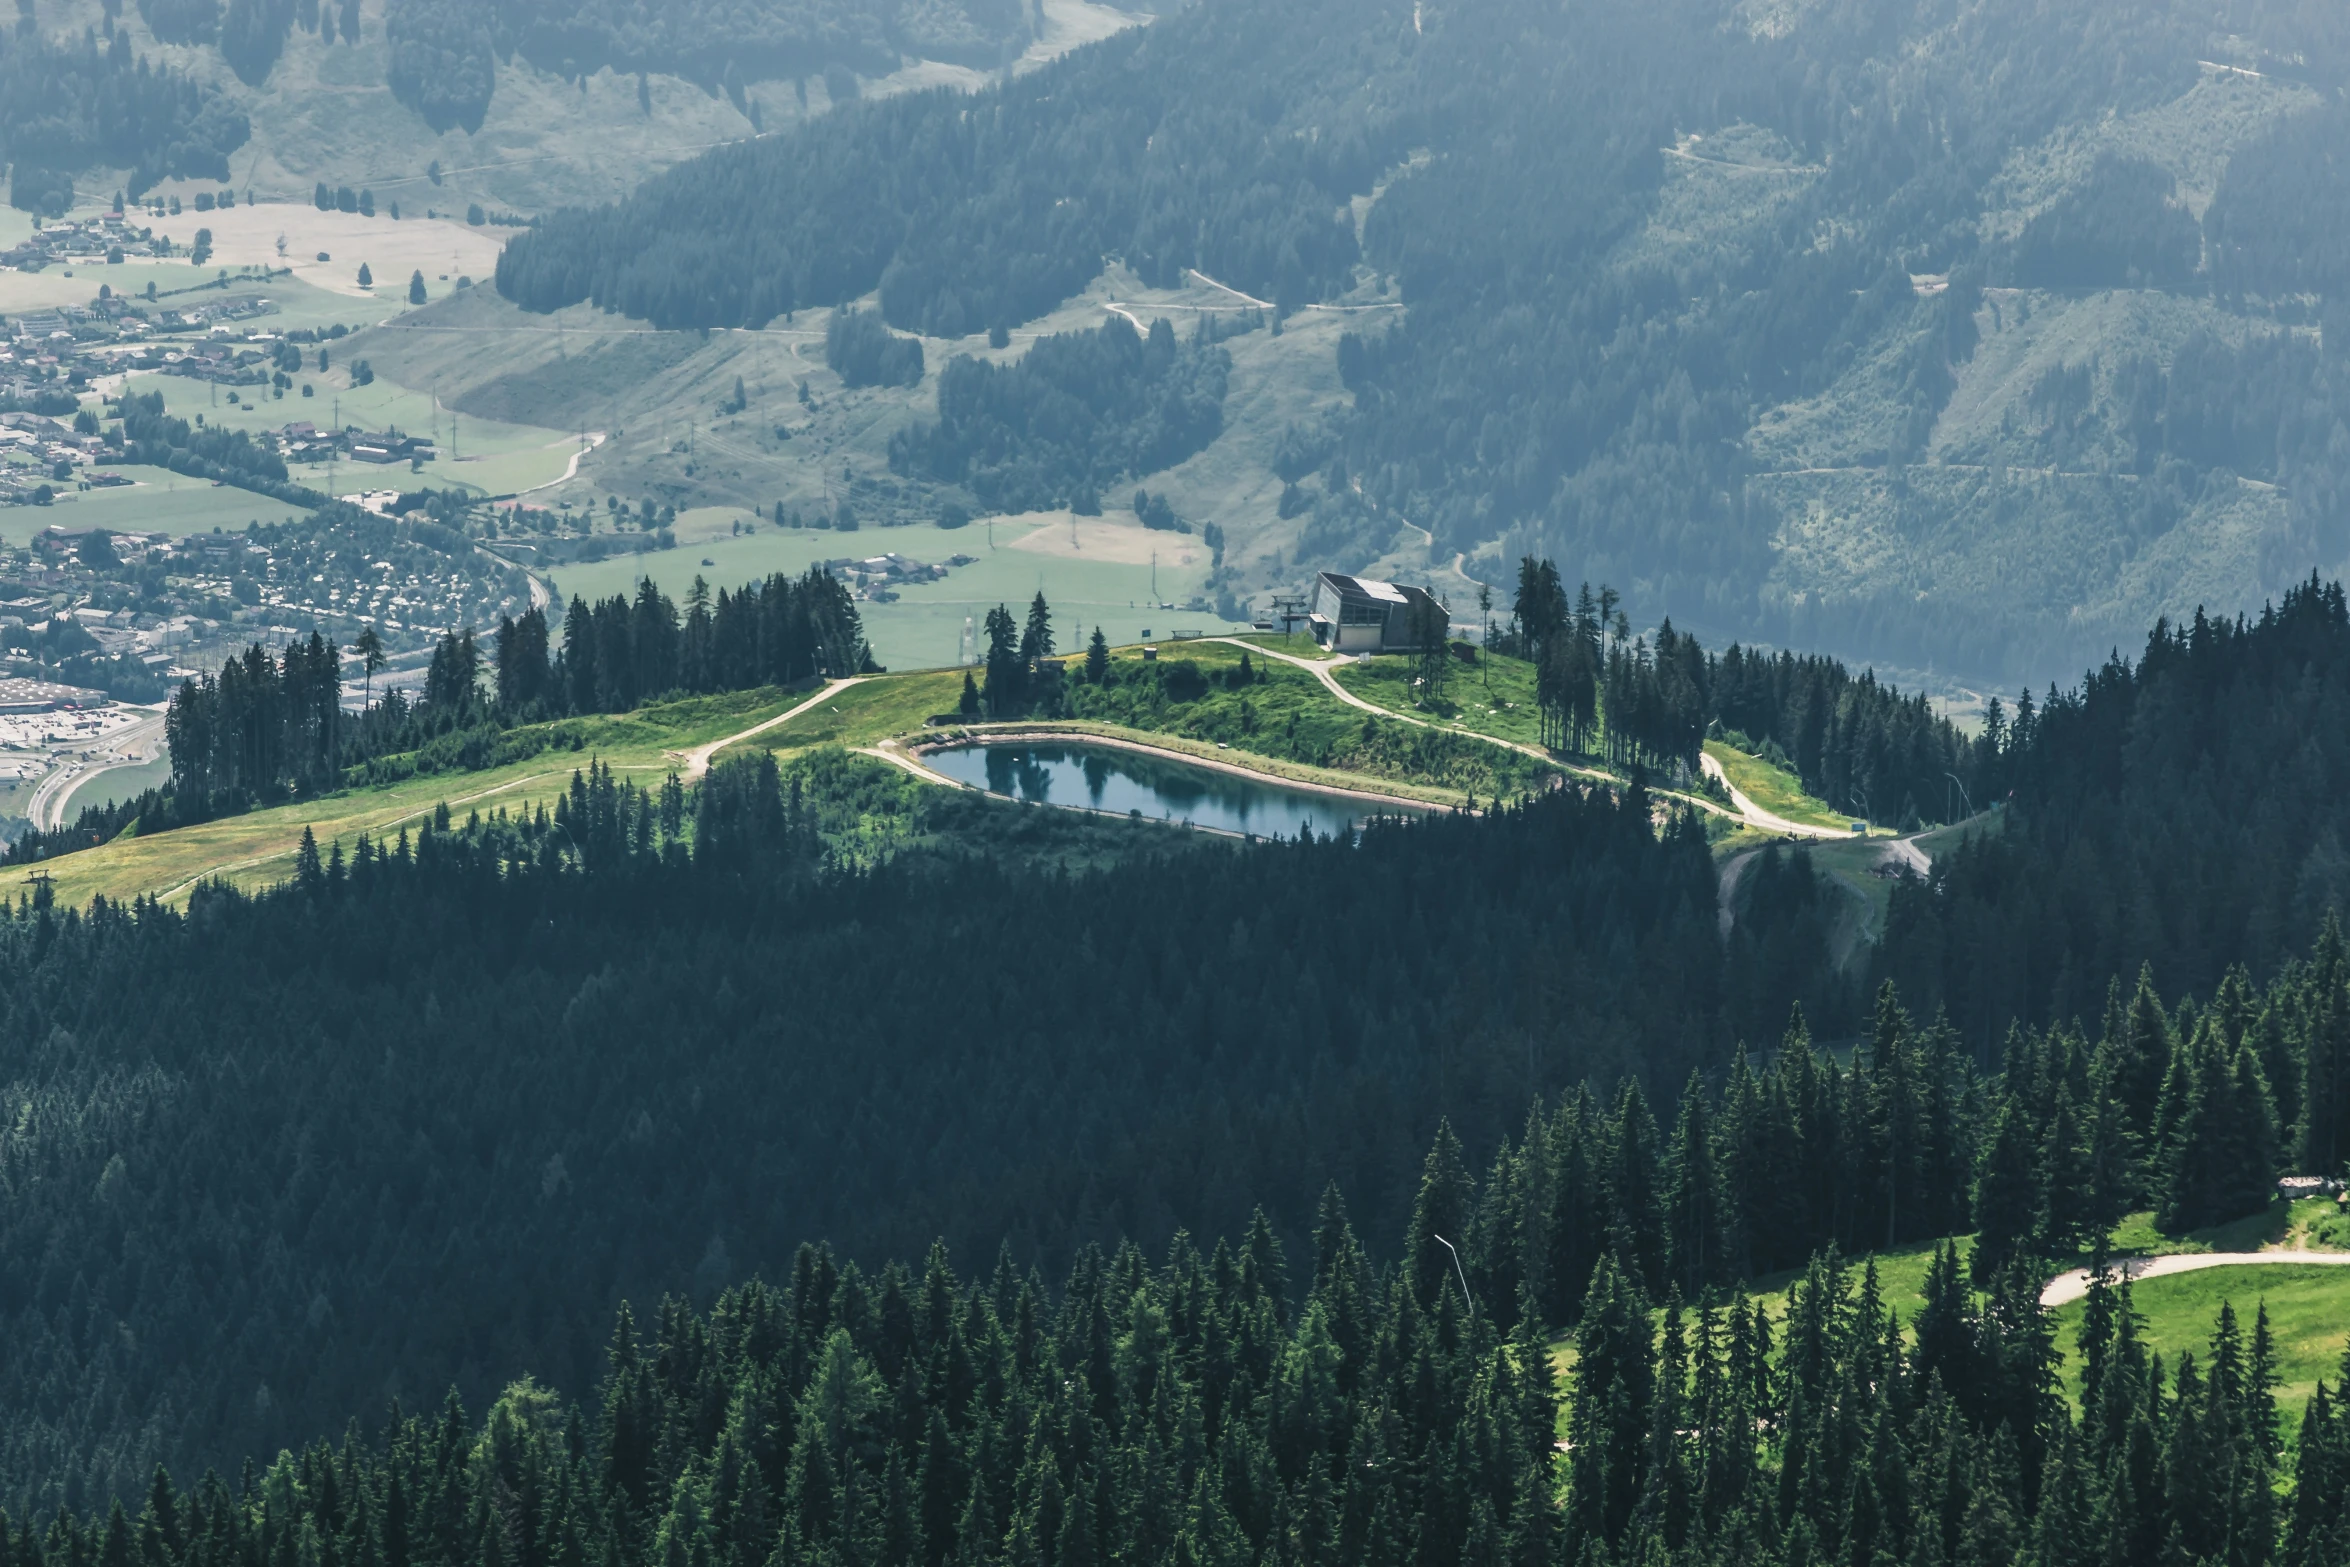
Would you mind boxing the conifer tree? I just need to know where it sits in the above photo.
[1663,1071,1726,1295]
[1406,1121,1473,1311]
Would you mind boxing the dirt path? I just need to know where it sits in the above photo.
[1223,638,1753,822]
[859,742,965,790]
[510,432,606,498]
[672,679,863,777]
[2040,1250,2350,1308]
[1185,268,1274,308]
[1696,750,1848,840]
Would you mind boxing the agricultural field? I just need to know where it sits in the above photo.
[135,205,506,301]
[3,464,312,543]
[555,513,1236,673]
[53,755,174,823]
[0,259,403,337]
[118,362,585,500]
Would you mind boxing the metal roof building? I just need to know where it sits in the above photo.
[1306,572,1448,654]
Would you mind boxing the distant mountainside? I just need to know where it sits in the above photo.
[9,0,1076,226]
[495,0,2350,686]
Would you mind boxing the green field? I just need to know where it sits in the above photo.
[724,646,1515,805]
[556,515,1240,674]
[1705,739,1852,831]
[14,464,312,542]
[0,263,404,338]
[1331,649,1547,747]
[122,365,582,500]
[2051,1264,2350,1422]
[1544,1209,2350,1430]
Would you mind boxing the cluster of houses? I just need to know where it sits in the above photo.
[277,421,437,466]
[0,412,118,502]
[823,552,969,602]
[0,213,162,273]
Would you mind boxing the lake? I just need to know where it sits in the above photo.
[921,741,1420,839]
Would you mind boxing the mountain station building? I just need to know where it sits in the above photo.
[1306,572,1449,653]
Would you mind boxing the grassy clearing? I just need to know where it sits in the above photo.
[1061,641,1555,801]
[30,640,1562,907]
[2050,1265,2350,1420]
[1705,739,1852,830]
[2104,1198,2350,1258]
[722,670,972,756]
[1549,1236,1973,1391]
[724,644,1549,804]
[1331,650,1547,748]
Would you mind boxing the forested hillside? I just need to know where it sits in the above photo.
[0,24,249,207]
[8,1090,2350,1567]
[890,317,1231,513]
[494,0,1394,331]
[0,769,1728,1510]
[4,581,2350,1546]
[1877,574,2350,1044]
[498,0,2350,683]
[380,0,1028,134]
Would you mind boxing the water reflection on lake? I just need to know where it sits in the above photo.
[923,742,1419,838]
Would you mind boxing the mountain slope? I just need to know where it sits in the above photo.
[491,0,2350,687]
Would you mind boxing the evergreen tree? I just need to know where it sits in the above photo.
[1405,1120,1473,1311]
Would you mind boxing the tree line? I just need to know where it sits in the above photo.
[147,569,871,822]
[1504,559,1983,823]
[0,1153,2341,1567]
[117,392,315,506]
[539,568,875,716]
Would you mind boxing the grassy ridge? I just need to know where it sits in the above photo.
[20,686,804,908]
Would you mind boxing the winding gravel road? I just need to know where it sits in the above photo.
[2040,1250,2350,1308]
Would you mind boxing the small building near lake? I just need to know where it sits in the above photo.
[1306,572,1448,654]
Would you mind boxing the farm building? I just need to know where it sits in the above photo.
[1306,572,1449,654]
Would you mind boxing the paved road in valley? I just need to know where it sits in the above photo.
[29,710,168,831]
